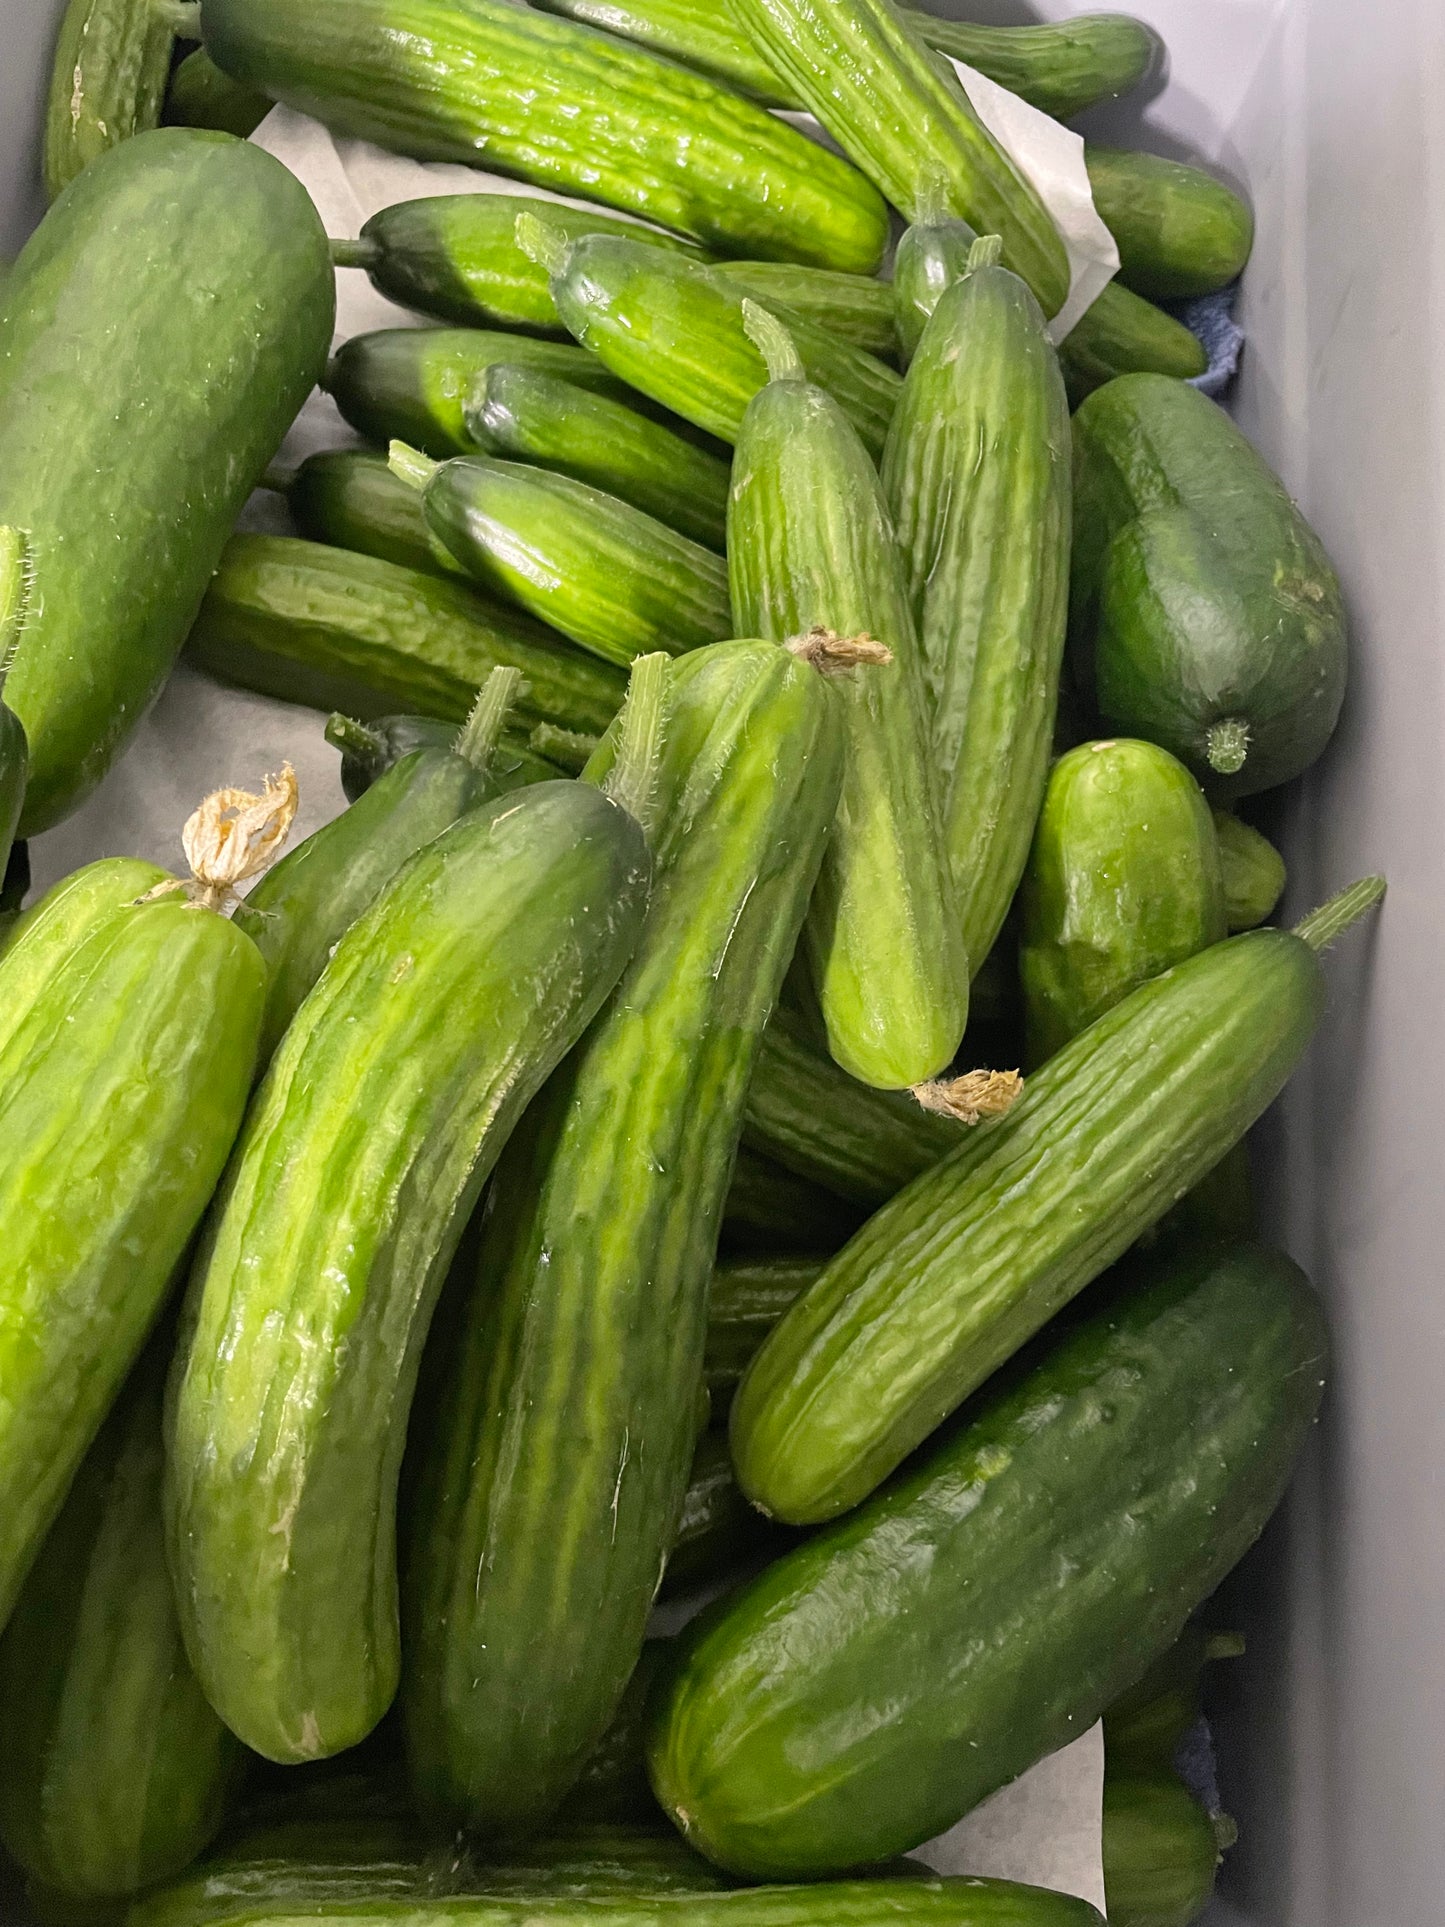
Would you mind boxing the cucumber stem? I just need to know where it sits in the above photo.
[389,441,441,495]
[457,666,524,777]
[530,721,599,775]
[604,652,670,842]
[0,527,34,693]
[786,627,893,675]
[742,300,803,382]
[330,236,379,270]
[156,0,202,35]
[1293,875,1386,952]
[514,212,569,277]
[912,165,953,229]
[324,714,384,763]
[966,235,1004,273]
[1205,717,1251,776]
[912,1068,1023,1125]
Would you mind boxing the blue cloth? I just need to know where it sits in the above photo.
[1176,282,1245,398]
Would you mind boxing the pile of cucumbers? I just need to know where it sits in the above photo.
[0,2,1377,1926]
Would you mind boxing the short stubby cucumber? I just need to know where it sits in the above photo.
[1086,146,1254,301]
[1057,284,1207,407]
[164,47,270,135]
[42,0,189,196]
[652,1242,1326,1877]
[165,775,653,1763]
[730,304,967,1088]
[401,640,844,1833]
[325,710,558,804]
[1214,810,1287,931]
[1102,1774,1224,1927]
[715,262,898,359]
[272,449,467,581]
[198,0,888,270]
[0,130,334,833]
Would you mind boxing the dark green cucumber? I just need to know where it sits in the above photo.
[272,449,467,581]
[324,329,633,460]
[392,447,731,667]
[0,533,31,890]
[42,0,188,197]
[882,236,1071,975]
[1214,811,1286,931]
[731,884,1377,1523]
[1104,1625,1244,1774]
[1086,148,1253,301]
[661,1431,780,1598]
[562,1644,671,1823]
[1019,739,1225,1065]
[652,1242,1326,1877]
[186,535,625,735]
[537,226,900,456]
[336,195,701,334]
[1101,1775,1222,1927]
[705,1257,823,1399]
[198,0,888,271]
[716,263,897,359]
[721,1146,865,1254]
[729,0,1069,318]
[0,1335,240,1899]
[0,129,333,834]
[730,305,966,1089]
[1071,374,1349,798]
[166,771,654,1763]
[466,365,731,551]
[891,197,976,366]
[1057,285,1207,408]
[326,710,557,804]
[165,47,270,135]
[402,640,844,1832]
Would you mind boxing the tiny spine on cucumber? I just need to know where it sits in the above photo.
[324,713,383,761]
[0,527,35,685]
[601,651,671,840]
[531,722,599,773]
[1292,876,1386,951]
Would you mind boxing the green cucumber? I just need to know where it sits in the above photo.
[0,856,170,1040]
[197,0,888,271]
[716,263,897,359]
[729,0,1069,318]
[0,533,31,890]
[562,1644,671,1823]
[534,224,900,456]
[1101,1775,1222,1927]
[1104,1626,1244,1774]
[42,0,188,197]
[651,1241,1326,1877]
[166,749,655,1763]
[466,365,731,551]
[335,195,701,334]
[401,639,845,1832]
[705,1257,822,1400]
[325,710,558,804]
[0,129,334,835]
[1086,148,1253,301]
[391,447,732,667]
[324,329,632,461]
[891,196,975,366]
[730,881,1379,1524]
[730,305,966,1088]
[721,1146,864,1254]
[661,1431,781,1598]
[186,535,626,735]
[270,449,466,581]
[0,1335,241,1900]
[1214,811,1286,931]
[165,47,270,135]
[528,0,791,104]
[1071,374,1349,797]
[882,235,1071,975]
[1057,284,1208,408]
[1019,739,1225,1065]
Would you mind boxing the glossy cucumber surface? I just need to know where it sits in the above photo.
[716,262,897,359]
[42,0,182,196]
[1086,147,1253,301]
[1101,1774,1221,1927]
[279,449,466,581]
[892,206,975,365]
[1058,284,1207,408]
[0,856,169,1050]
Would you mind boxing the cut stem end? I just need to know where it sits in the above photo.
[967,234,1005,272]
[329,235,379,270]
[388,440,440,494]
[530,721,599,775]
[1205,716,1251,776]
[324,714,383,762]
[514,211,570,277]
[741,298,804,382]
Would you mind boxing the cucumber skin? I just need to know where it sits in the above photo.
[0,1340,241,1900]
[732,926,1325,1524]
[0,130,334,836]
[0,858,169,1043]
[716,263,897,359]
[1214,810,1286,931]
[0,899,264,1627]
[166,784,652,1764]
[892,213,975,366]
[165,49,271,137]
[654,1243,1326,1877]
[186,535,626,737]
[1071,375,1348,799]
[882,259,1071,975]
[42,0,178,197]
[729,373,968,1089]
[284,450,467,581]
[418,458,732,667]
[1101,1774,1220,1927]
[721,1145,864,1255]
[1058,285,1206,408]
[1019,739,1226,1065]
[467,365,731,552]
[704,1257,823,1400]
[550,235,900,456]
[200,0,888,272]
[1086,147,1253,302]
[401,642,843,1833]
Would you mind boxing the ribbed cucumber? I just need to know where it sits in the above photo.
[730,306,966,1088]
[535,225,900,455]
[325,710,558,803]
[1086,147,1253,301]
[1214,812,1286,931]
[1102,1775,1222,1927]
[661,1431,780,1597]
[882,235,1071,975]
[716,263,897,359]
[166,763,654,1763]
[721,1145,864,1254]
[562,1644,672,1824]
[165,47,270,135]
[467,365,731,551]
[731,882,1379,1523]
[186,535,626,735]
[391,448,732,667]
[42,0,187,196]
[402,640,844,1832]
[272,449,466,581]
[0,129,334,834]
[653,1242,1323,1879]
[198,0,888,271]
[892,197,975,365]
[705,1257,822,1399]
[0,533,30,890]
[1057,284,1207,407]
[0,1336,240,1899]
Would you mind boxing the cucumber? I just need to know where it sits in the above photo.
[729,305,967,1088]
[466,365,731,551]
[325,710,557,804]
[534,225,900,456]
[730,881,1379,1523]
[165,47,270,135]
[0,1335,241,1900]
[271,449,467,581]
[1019,739,1226,1065]
[1104,1626,1244,1774]
[401,640,845,1832]
[721,1145,864,1254]
[197,0,888,271]
[651,1241,1327,1876]
[913,13,1162,121]
[882,235,1072,975]
[562,1644,672,1824]
[0,856,170,1046]
[716,263,897,359]
[1101,1775,1221,1927]
[661,1431,781,1598]
[891,196,975,366]
[390,447,732,667]
[1071,374,1349,797]
[335,195,702,334]
[166,745,656,1762]
[324,329,632,460]
[0,532,30,891]
[729,0,1069,318]
[186,535,626,736]
[42,0,188,197]
[1057,284,1208,408]
[1214,811,1286,931]
[0,129,334,834]
[1086,147,1253,301]
[528,0,791,105]
[705,1257,822,1400]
